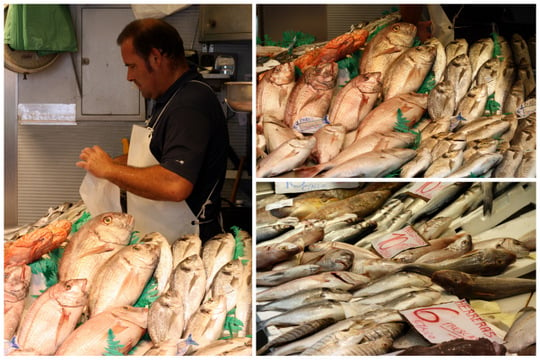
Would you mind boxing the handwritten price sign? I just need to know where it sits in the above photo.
[371,226,428,258]
[407,182,448,201]
[400,300,503,344]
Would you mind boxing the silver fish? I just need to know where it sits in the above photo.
[473,237,530,258]
[311,124,346,163]
[463,138,499,163]
[323,220,377,244]
[328,72,382,131]
[257,288,352,313]
[503,78,525,115]
[469,37,494,78]
[415,233,472,263]
[473,57,500,96]
[257,264,321,286]
[424,150,464,178]
[493,146,524,178]
[400,147,433,178]
[258,300,347,330]
[433,183,483,219]
[148,289,185,345]
[332,336,395,356]
[385,288,442,311]
[256,216,298,242]
[444,53,472,106]
[383,44,436,100]
[314,248,355,271]
[504,307,536,354]
[202,232,236,291]
[256,137,316,178]
[514,151,535,178]
[424,37,446,83]
[456,83,488,122]
[445,38,468,64]
[207,259,244,312]
[392,233,463,263]
[171,233,202,269]
[447,152,503,178]
[308,241,381,260]
[320,148,417,178]
[428,80,456,120]
[463,119,511,142]
[140,232,173,296]
[414,216,454,240]
[183,295,228,352]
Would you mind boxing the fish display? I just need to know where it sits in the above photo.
[256,181,536,355]
[256,10,536,178]
[5,210,252,356]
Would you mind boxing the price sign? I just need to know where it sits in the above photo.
[407,182,448,201]
[371,226,428,258]
[400,300,503,344]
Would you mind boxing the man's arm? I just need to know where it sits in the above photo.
[76,145,193,202]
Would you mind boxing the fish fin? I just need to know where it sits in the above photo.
[78,244,116,258]
[377,46,403,56]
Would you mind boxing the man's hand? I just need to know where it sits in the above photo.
[76,145,116,179]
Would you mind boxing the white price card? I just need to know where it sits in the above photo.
[406,182,449,201]
[400,299,503,344]
[274,182,359,194]
[372,225,428,258]
[265,198,294,211]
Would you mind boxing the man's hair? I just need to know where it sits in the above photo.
[117,18,186,69]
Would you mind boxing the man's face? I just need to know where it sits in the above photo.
[120,38,158,99]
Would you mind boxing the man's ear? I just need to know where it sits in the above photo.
[149,48,162,67]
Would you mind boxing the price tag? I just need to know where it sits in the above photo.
[407,182,448,201]
[371,226,428,258]
[265,198,293,211]
[400,300,503,344]
[274,182,359,194]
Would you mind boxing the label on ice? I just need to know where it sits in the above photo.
[400,299,503,344]
[292,116,330,134]
[372,225,428,258]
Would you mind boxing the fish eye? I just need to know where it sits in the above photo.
[392,25,400,32]
[102,216,113,225]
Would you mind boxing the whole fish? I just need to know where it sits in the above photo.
[284,62,338,130]
[58,212,134,290]
[328,72,382,131]
[206,259,244,311]
[256,241,303,270]
[423,149,464,178]
[464,120,511,143]
[462,138,499,162]
[383,44,436,100]
[445,38,468,64]
[354,92,428,140]
[444,53,472,106]
[385,288,442,311]
[256,318,335,355]
[256,217,298,242]
[494,61,517,113]
[514,151,535,178]
[270,196,338,219]
[257,288,352,313]
[148,289,185,345]
[143,337,197,356]
[414,233,472,263]
[55,306,148,355]
[510,124,535,152]
[183,295,228,352]
[5,219,72,266]
[256,137,316,177]
[263,116,300,153]
[168,254,207,325]
[320,148,417,178]
[353,272,432,297]
[201,232,235,290]
[294,27,368,71]
[433,183,483,219]
[504,307,536,354]
[432,269,536,300]
[447,152,503,178]
[323,219,377,244]
[455,114,504,135]
[309,240,381,260]
[259,300,348,330]
[511,33,532,67]
[469,37,494,78]
[424,37,446,83]
[295,131,416,178]
[398,337,506,355]
[313,248,355,271]
[171,233,202,268]
[503,79,525,114]
[311,124,346,163]
[428,80,456,119]
[17,279,88,355]
[88,241,160,317]
[429,132,467,160]
[400,146,433,178]
[473,237,530,258]
[493,146,524,178]
[473,57,500,95]
[4,264,31,341]
[414,216,453,240]
[351,257,406,280]
[354,285,429,306]
[403,248,517,276]
[407,182,471,225]
[257,264,321,287]
[304,189,392,221]
[393,233,469,263]
[456,83,488,122]
[419,117,452,138]
[258,221,325,249]
[359,22,417,82]
[140,232,173,296]
[256,62,296,120]
[322,213,361,233]
[256,271,371,302]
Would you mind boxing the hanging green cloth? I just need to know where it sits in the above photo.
[4,4,78,54]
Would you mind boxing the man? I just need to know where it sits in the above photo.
[77,18,229,242]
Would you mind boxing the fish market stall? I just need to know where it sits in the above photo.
[255,4,536,178]
[255,181,536,355]
[4,205,252,355]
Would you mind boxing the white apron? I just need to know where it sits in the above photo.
[80,80,218,243]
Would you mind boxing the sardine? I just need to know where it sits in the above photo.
[284,62,338,130]
[432,269,536,300]
[256,271,371,302]
[403,247,517,276]
[256,137,316,177]
[311,124,346,163]
[88,241,160,317]
[17,279,87,355]
[320,148,416,178]
[504,307,536,354]
[256,62,296,121]
[55,306,148,355]
[428,80,456,120]
[359,22,417,82]
[328,72,382,131]
[4,264,31,341]
[398,337,507,355]
[383,44,436,100]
